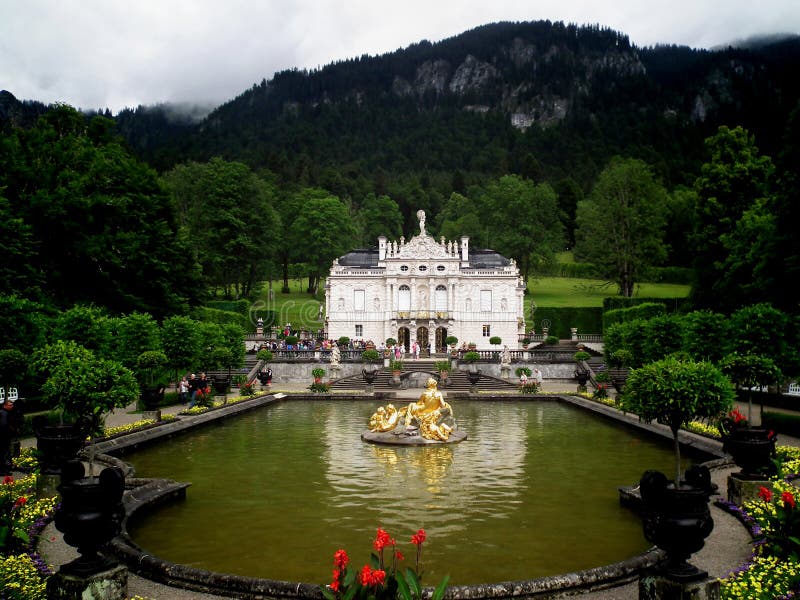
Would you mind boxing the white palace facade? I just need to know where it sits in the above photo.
[324,211,525,352]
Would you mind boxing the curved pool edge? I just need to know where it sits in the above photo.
[107,475,666,599]
[94,392,730,599]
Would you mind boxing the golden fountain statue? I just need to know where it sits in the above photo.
[365,377,464,444]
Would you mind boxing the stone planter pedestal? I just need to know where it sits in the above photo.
[639,572,719,600]
[728,473,773,506]
[47,563,127,600]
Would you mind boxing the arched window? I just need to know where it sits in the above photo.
[435,285,447,311]
[398,285,411,311]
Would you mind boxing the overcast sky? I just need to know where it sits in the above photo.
[2,0,799,115]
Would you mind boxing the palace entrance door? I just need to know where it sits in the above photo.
[416,326,428,355]
[397,327,410,353]
[435,327,448,353]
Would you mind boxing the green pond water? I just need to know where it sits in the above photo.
[125,399,691,585]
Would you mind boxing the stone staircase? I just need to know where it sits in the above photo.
[329,358,518,393]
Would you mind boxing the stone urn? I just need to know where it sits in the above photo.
[639,466,714,581]
[33,418,85,475]
[362,367,378,385]
[140,385,165,410]
[54,461,126,576]
[467,370,480,393]
[723,427,777,478]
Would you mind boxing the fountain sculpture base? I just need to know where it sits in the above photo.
[362,429,467,446]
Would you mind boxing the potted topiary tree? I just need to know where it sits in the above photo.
[361,349,381,384]
[135,350,170,411]
[445,336,458,356]
[462,351,480,374]
[573,350,591,389]
[30,340,139,474]
[435,360,451,386]
[621,356,734,580]
[719,352,783,478]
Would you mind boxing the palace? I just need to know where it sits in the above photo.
[324,210,525,352]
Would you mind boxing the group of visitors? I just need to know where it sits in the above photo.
[180,372,210,408]
[519,368,544,386]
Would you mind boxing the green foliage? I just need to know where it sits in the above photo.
[530,307,604,337]
[435,361,451,373]
[603,302,667,329]
[110,312,162,371]
[0,350,27,389]
[163,157,281,300]
[515,367,532,377]
[361,349,381,362]
[285,335,299,346]
[29,340,139,436]
[308,381,330,393]
[681,309,730,364]
[575,157,669,297]
[519,382,540,394]
[338,336,351,347]
[445,336,458,347]
[488,336,502,346]
[161,315,203,378]
[52,304,112,357]
[311,368,326,379]
[544,335,559,345]
[573,351,591,363]
[691,126,776,312]
[462,351,480,363]
[0,106,197,315]
[135,350,170,389]
[194,306,249,329]
[622,356,735,483]
[389,360,404,371]
[257,349,274,362]
[0,296,48,354]
[205,299,250,316]
[385,338,397,346]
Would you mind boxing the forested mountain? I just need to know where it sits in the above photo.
[111,21,800,191]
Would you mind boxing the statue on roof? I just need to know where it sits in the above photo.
[417,209,426,236]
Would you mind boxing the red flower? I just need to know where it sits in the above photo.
[395,550,404,562]
[333,548,349,570]
[782,491,796,509]
[759,486,773,502]
[2,475,13,485]
[730,408,747,424]
[359,565,373,586]
[330,569,341,592]
[13,496,27,509]
[411,529,426,545]
[371,569,386,586]
[373,527,393,551]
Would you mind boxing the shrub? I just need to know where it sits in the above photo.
[489,336,502,346]
[573,351,591,363]
[544,335,559,345]
[435,361,451,373]
[462,351,480,363]
[385,338,397,346]
[515,367,532,377]
[256,349,274,362]
[389,360,404,372]
[361,349,381,362]
[445,336,458,347]
[338,336,350,348]
[311,368,326,379]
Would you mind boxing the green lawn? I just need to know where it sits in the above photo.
[254,277,690,331]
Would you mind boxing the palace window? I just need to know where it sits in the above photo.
[398,285,411,311]
[400,265,409,272]
[480,290,492,312]
[436,265,446,272]
[354,289,365,312]
[435,285,447,311]
[355,324,363,337]
[418,265,427,272]
[482,325,491,337]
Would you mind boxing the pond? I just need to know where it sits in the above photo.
[125,399,690,585]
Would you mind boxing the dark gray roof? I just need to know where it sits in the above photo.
[468,249,511,268]
[338,248,379,267]
[336,247,510,269]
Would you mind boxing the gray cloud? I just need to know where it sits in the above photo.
[1,0,798,114]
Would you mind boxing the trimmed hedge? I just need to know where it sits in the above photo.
[205,299,250,316]
[195,306,248,329]
[530,307,603,337]
[762,411,800,438]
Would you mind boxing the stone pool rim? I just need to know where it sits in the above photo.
[92,392,727,599]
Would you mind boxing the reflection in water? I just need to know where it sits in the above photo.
[126,400,687,585]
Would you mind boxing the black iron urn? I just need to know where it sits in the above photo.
[639,466,714,581]
[54,461,126,576]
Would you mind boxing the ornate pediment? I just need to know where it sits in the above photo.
[396,233,451,259]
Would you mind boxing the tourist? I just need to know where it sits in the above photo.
[412,341,419,360]
[0,393,21,475]
[532,368,543,385]
[178,377,189,404]
[519,372,528,386]
[187,373,199,407]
